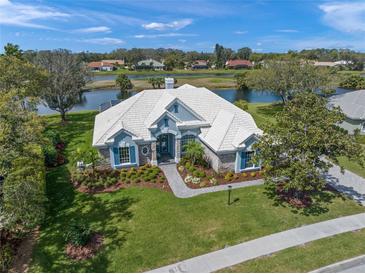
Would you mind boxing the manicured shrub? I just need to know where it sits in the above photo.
[250,172,256,177]
[64,221,92,247]
[191,177,201,184]
[241,172,248,177]
[185,161,191,169]
[209,177,218,185]
[199,181,207,187]
[178,165,184,172]
[224,172,234,181]
[184,175,193,183]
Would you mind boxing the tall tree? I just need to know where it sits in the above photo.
[36,49,89,122]
[254,92,364,201]
[2,43,23,59]
[237,47,252,60]
[248,60,333,104]
[116,73,133,92]
[214,44,225,69]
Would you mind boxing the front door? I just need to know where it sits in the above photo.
[158,134,169,154]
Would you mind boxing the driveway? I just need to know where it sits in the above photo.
[325,164,365,206]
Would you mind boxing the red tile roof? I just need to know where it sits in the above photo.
[88,61,115,68]
[226,59,253,67]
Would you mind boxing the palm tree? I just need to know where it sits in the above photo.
[184,141,204,165]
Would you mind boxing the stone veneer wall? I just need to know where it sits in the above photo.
[138,143,152,165]
[202,143,236,173]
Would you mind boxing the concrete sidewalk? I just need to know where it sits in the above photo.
[148,213,365,273]
[312,254,365,273]
[159,164,263,198]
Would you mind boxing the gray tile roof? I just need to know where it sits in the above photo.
[93,85,262,152]
[329,90,365,120]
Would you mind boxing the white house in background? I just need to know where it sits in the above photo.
[328,89,365,134]
[135,59,165,70]
[92,83,263,173]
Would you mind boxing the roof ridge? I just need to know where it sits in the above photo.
[216,111,235,149]
[96,91,145,144]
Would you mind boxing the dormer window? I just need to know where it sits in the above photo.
[164,118,168,127]
[174,104,178,113]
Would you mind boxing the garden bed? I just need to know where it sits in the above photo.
[66,233,104,261]
[71,164,171,194]
[177,160,263,189]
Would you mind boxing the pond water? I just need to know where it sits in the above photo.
[36,87,352,115]
[92,72,235,81]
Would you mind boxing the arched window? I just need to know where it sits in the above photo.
[181,134,196,154]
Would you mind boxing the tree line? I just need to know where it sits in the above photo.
[21,44,365,71]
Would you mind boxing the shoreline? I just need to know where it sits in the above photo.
[85,77,237,91]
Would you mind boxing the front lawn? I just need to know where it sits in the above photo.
[29,111,365,272]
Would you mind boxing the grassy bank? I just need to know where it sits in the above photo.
[92,68,244,76]
[85,77,237,91]
[29,111,365,272]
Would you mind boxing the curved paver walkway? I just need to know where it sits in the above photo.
[149,213,365,273]
[159,164,264,198]
[325,164,365,206]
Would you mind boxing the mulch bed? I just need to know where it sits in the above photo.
[177,164,263,189]
[75,180,172,194]
[66,233,104,261]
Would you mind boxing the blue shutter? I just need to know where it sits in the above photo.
[130,146,136,164]
[241,151,247,170]
[113,147,120,166]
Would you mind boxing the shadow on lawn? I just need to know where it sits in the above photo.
[263,184,345,216]
[33,163,137,272]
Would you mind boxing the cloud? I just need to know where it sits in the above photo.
[142,19,192,31]
[178,39,187,43]
[133,32,198,38]
[73,26,111,33]
[0,0,69,29]
[275,29,298,33]
[319,2,365,32]
[81,37,125,45]
[234,30,248,35]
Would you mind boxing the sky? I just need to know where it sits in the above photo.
[1,0,365,53]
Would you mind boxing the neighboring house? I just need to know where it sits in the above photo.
[102,59,125,66]
[92,83,263,173]
[226,59,253,69]
[88,61,116,71]
[328,89,365,134]
[313,61,336,67]
[334,60,353,66]
[191,60,209,69]
[135,59,165,70]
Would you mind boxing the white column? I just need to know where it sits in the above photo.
[175,137,181,163]
[151,141,158,165]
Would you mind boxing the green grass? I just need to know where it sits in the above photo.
[246,102,283,128]
[30,111,365,272]
[220,229,365,273]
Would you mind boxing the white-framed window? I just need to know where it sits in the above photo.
[243,151,255,169]
[181,135,196,154]
[119,147,130,164]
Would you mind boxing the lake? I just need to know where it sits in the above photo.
[37,87,352,115]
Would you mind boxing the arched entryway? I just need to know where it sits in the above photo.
[157,133,175,163]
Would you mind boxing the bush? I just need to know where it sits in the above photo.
[250,172,256,177]
[178,165,184,172]
[224,172,234,181]
[191,177,201,184]
[0,244,13,272]
[241,172,248,177]
[199,181,207,187]
[64,221,92,246]
[185,161,191,169]
[234,99,249,110]
[209,177,218,185]
[44,129,62,146]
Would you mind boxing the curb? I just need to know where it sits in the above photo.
[311,254,365,273]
